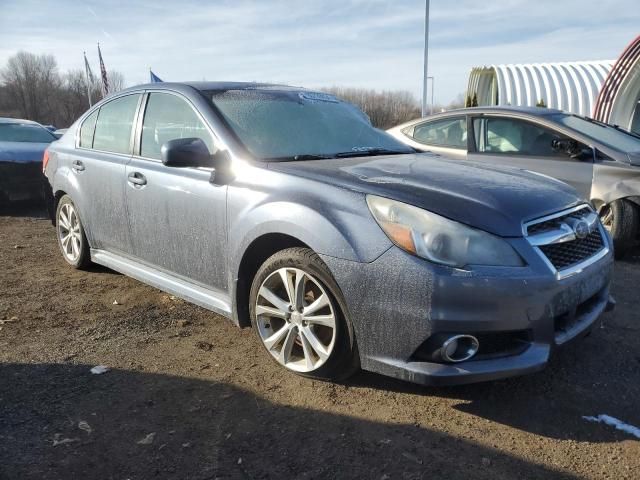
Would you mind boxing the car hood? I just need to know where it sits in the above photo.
[267,154,582,237]
[0,141,50,164]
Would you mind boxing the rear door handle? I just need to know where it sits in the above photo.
[127,172,147,186]
[72,160,85,172]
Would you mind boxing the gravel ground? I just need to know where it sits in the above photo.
[1,205,639,479]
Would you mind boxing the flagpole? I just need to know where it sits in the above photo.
[83,52,93,107]
[421,0,430,118]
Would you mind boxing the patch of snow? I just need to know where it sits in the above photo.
[583,414,640,439]
[90,365,109,375]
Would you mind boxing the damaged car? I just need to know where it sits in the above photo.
[44,83,614,385]
[388,106,640,256]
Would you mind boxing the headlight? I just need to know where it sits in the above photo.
[366,195,524,268]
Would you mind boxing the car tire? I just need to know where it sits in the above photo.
[55,195,91,269]
[601,199,639,259]
[249,247,359,381]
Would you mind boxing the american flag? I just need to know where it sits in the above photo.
[97,43,109,96]
[83,51,95,106]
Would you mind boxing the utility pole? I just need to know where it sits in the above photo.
[421,0,430,117]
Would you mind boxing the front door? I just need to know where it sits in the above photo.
[124,91,228,291]
[467,116,594,199]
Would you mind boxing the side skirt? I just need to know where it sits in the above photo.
[90,249,233,320]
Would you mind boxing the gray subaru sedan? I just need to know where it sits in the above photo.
[44,82,614,386]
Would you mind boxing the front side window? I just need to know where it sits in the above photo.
[411,117,467,149]
[92,94,141,154]
[79,109,98,148]
[141,93,215,160]
[0,123,56,143]
[473,117,566,156]
[206,89,411,160]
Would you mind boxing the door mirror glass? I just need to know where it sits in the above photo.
[161,137,213,168]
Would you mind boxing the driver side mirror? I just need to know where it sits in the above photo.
[161,137,214,168]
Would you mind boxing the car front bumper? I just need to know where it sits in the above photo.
[320,242,614,386]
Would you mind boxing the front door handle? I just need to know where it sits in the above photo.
[127,172,147,186]
[71,160,85,172]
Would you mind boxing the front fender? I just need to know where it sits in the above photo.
[592,163,640,210]
[227,190,393,282]
[231,199,390,264]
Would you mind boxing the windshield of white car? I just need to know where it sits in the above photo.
[0,123,56,143]
[206,89,413,160]
[552,114,640,152]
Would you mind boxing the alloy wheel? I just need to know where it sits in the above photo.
[255,267,337,372]
[58,202,82,263]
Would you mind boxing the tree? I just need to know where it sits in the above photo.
[536,98,547,107]
[0,51,61,124]
[321,87,420,129]
[471,93,479,107]
[0,51,127,127]
[465,95,472,108]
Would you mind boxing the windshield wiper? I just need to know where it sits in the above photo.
[333,148,412,158]
[610,124,640,140]
[577,115,640,139]
[264,154,334,162]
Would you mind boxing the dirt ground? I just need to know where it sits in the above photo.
[1,205,639,480]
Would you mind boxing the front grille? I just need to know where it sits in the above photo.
[539,230,604,270]
[525,206,607,274]
[526,206,590,235]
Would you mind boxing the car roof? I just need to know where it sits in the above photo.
[0,117,40,125]
[119,81,309,95]
[434,105,564,117]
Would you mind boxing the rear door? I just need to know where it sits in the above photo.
[124,91,228,291]
[467,115,594,199]
[72,93,142,254]
[399,116,468,159]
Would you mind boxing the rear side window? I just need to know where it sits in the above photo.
[412,117,467,149]
[79,109,98,148]
[93,94,141,154]
[140,93,215,160]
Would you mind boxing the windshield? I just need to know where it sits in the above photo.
[0,123,56,143]
[206,89,412,160]
[551,114,640,152]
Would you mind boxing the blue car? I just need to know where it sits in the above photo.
[0,118,57,205]
[44,83,614,385]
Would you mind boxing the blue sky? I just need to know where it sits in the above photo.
[1,0,639,104]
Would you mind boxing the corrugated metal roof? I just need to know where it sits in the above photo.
[468,61,614,116]
[594,35,640,129]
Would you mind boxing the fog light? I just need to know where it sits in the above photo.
[441,335,479,363]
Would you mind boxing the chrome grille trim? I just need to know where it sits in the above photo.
[523,204,610,279]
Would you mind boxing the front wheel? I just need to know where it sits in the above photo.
[56,195,91,269]
[600,199,639,259]
[249,247,359,381]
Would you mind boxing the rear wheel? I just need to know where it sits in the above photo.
[600,199,639,259]
[249,247,359,381]
[56,195,90,269]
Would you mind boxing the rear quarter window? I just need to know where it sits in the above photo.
[79,109,99,148]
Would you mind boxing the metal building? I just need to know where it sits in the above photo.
[593,35,640,134]
[467,60,613,117]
